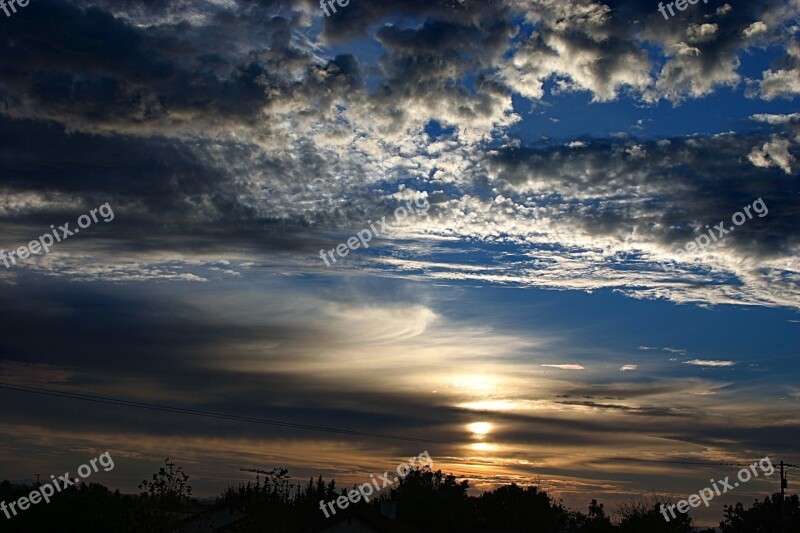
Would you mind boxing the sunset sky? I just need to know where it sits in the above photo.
[1,0,799,526]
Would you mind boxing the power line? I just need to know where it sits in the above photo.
[615,458,755,467]
[0,382,452,445]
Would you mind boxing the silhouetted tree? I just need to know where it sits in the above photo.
[573,499,615,533]
[138,457,192,511]
[4,464,796,533]
[616,495,693,533]
[391,468,476,531]
[219,467,325,531]
[136,457,194,531]
[0,480,141,532]
[480,483,570,532]
[720,493,800,533]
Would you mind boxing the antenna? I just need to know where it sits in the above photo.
[778,461,799,533]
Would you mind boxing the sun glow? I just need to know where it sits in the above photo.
[453,375,495,392]
[469,442,499,452]
[467,421,492,436]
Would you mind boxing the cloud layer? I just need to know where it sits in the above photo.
[0,2,798,523]
[1,0,797,309]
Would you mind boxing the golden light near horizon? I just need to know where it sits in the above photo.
[458,400,516,411]
[453,375,495,393]
[468,442,500,452]
[467,421,493,437]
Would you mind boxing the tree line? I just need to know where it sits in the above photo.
[1,458,797,532]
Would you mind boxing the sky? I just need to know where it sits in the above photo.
[0,0,799,526]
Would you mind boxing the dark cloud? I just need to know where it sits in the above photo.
[320,0,512,43]
[0,0,322,137]
[486,133,800,259]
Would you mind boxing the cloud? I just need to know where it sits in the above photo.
[683,359,736,367]
[748,135,796,174]
[500,0,652,102]
[0,0,798,515]
[756,40,800,100]
[0,271,796,508]
[645,0,798,103]
[743,21,768,38]
[716,4,733,17]
[0,0,798,307]
[687,23,719,44]
[749,113,800,124]
[478,135,800,309]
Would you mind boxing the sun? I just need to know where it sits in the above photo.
[467,421,492,436]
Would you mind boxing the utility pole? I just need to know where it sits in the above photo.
[779,461,799,533]
[780,461,785,533]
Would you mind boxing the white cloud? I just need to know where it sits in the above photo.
[743,21,768,38]
[749,113,800,124]
[655,47,740,102]
[715,4,732,16]
[758,69,800,100]
[620,364,638,372]
[662,347,687,354]
[757,41,800,100]
[748,136,795,174]
[683,359,736,367]
[500,0,652,102]
[542,364,585,370]
[687,23,719,44]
